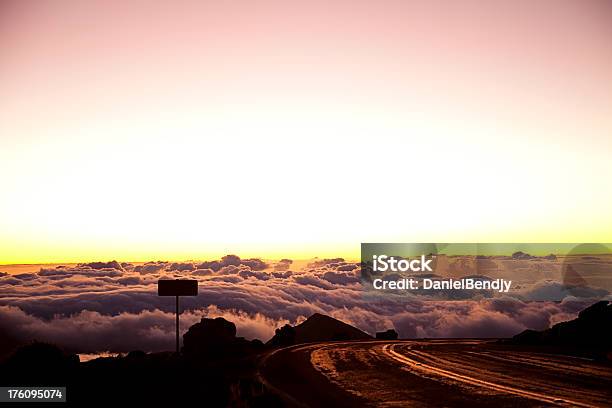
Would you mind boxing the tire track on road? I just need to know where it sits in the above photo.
[383,343,598,408]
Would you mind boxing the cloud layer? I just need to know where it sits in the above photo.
[0,255,606,354]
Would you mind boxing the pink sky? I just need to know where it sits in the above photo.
[3,1,611,146]
[1,1,612,262]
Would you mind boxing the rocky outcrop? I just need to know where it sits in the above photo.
[267,313,371,346]
[182,317,263,359]
[376,329,398,340]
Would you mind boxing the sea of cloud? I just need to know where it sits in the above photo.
[0,255,605,354]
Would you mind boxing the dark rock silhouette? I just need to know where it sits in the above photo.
[268,324,296,347]
[511,300,612,349]
[125,350,146,360]
[1,342,79,389]
[184,317,237,346]
[4,341,79,373]
[0,332,278,407]
[511,329,541,344]
[182,317,263,359]
[376,329,399,340]
[267,313,372,346]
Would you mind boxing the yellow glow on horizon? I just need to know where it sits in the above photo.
[1,1,611,265]
[2,102,611,265]
[3,220,612,265]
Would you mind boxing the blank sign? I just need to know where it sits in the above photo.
[158,279,198,296]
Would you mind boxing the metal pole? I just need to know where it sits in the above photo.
[175,295,179,354]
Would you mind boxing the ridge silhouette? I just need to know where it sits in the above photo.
[511,300,612,353]
[1,305,610,406]
[267,313,372,347]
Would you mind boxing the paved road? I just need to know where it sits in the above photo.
[258,340,612,407]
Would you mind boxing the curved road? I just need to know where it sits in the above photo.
[258,340,612,407]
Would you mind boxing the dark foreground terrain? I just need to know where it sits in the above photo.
[2,339,610,407]
[1,302,611,407]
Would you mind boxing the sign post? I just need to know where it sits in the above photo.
[158,279,198,353]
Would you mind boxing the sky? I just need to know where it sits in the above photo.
[1,0,612,264]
